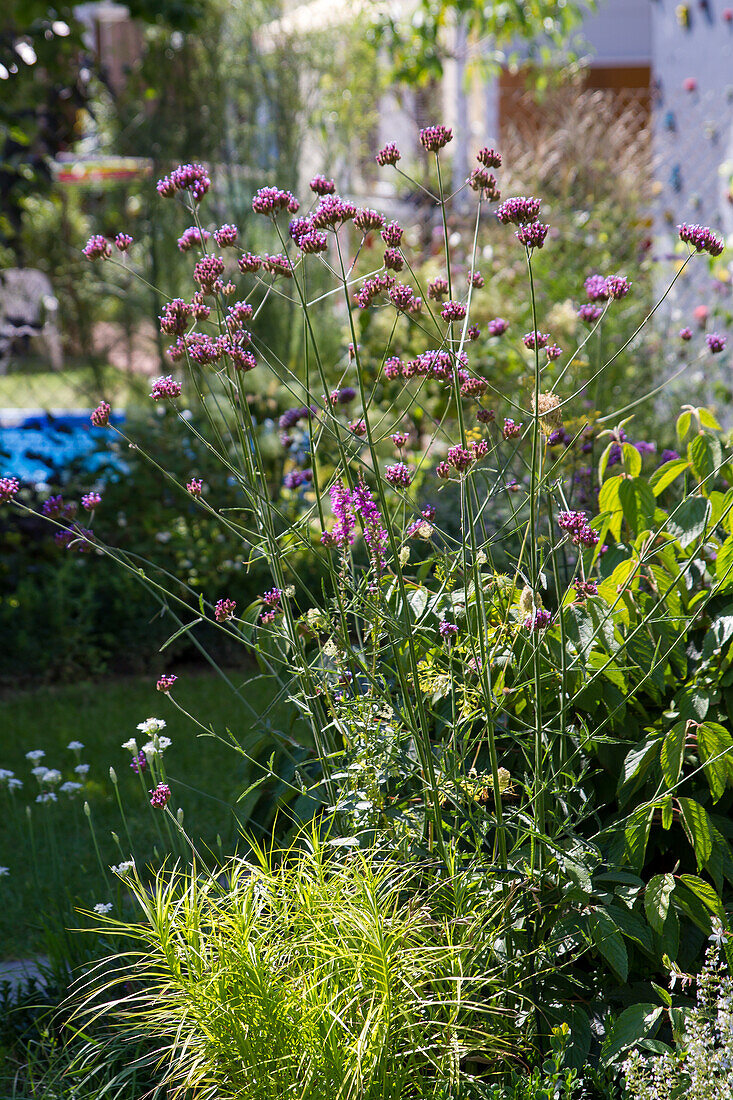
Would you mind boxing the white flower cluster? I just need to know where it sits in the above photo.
[0,769,22,791]
[622,923,733,1099]
[110,860,135,877]
[93,902,113,915]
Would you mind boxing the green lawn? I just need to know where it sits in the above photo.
[0,364,147,409]
[0,668,296,959]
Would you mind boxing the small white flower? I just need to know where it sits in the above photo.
[41,769,62,786]
[110,860,135,876]
[284,585,296,598]
[74,763,90,778]
[0,867,9,877]
[136,718,166,735]
[25,750,45,763]
[7,778,22,791]
[121,738,138,754]
[67,740,84,752]
[93,902,113,915]
[60,781,82,795]
[0,769,15,782]
[36,791,57,803]
[31,766,49,780]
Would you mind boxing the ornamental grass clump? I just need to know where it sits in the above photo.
[3,122,733,1080]
[74,834,511,1100]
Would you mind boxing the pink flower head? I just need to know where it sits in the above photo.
[0,476,20,504]
[578,303,602,322]
[160,299,193,336]
[157,674,177,692]
[214,224,238,247]
[311,194,357,229]
[523,331,550,350]
[467,324,480,341]
[679,326,693,341]
[477,408,495,424]
[381,221,403,247]
[252,186,299,215]
[503,418,522,440]
[546,344,562,361]
[525,609,552,631]
[391,432,409,449]
[384,247,403,271]
[325,481,356,548]
[516,222,549,249]
[157,163,210,202]
[706,332,726,354]
[693,304,710,325]
[389,283,417,312]
[428,277,449,301]
[419,125,453,153]
[177,226,210,252]
[149,783,171,808]
[114,233,133,252]
[476,147,502,168]
[150,375,182,401]
[678,223,724,257]
[573,579,598,600]
[441,300,467,322]
[468,270,484,289]
[239,252,263,273]
[81,491,101,510]
[349,418,366,435]
[605,275,631,300]
[468,167,500,199]
[385,462,412,488]
[354,208,385,233]
[496,196,541,225]
[310,174,336,195]
[186,478,203,496]
[558,510,599,547]
[584,274,609,302]
[488,317,508,336]
[439,618,458,641]
[83,235,111,261]
[193,254,225,292]
[262,254,293,278]
[215,597,236,622]
[383,356,402,379]
[683,77,698,92]
[90,401,111,427]
[376,142,401,167]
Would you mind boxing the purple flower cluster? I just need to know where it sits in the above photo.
[525,609,552,632]
[81,491,101,510]
[354,208,385,233]
[496,196,541,225]
[90,402,111,427]
[488,317,508,336]
[605,275,631,300]
[329,387,356,405]
[215,597,236,622]
[439,619,458,641]
[322,482,356,548]
[279,405,315,432]
[130,751,147,773]
[389,282,420,313]
[678,223,724,257]
[312,195,357,228]
[558,510,599,547]
[428,277,449,301]
[157,674,177,692]
[160,299,193,336]
[391,432,409,449]
[115,233,132,251]
[349,418,366,435]
[679,326,693,341]
[467,324,480,341]
[384,247,403,271]
[187,478,203,496]
[503,418,522,440]
[476,147,501,168]
[385,462,412,488]
[214,224,238,247]
[706,333,727,354]
[406,505,436,537]
[262,588,282,607]
[468,168,500,199]
[573,578,598,600]
[516,223,549,249]
[0,476,19,503]
[468,270,484,289]
[351,480,388,572]
[523,331,550,350]
[262,254,293,277]
[356,273,394,308]
[193,254,225,292]
[310,175,336,195]
[252,187,299,215]
[83,235,111,261]
[149,782,171,808]
[578,303,602,323]
[460,376,488,398]
[382,222,403,247]
[150,375,182,401]
[239,253,262,273]
[157,163,210,202]
[177,227,210,252]
[583,273,630,303]
[439,439,488,476]
[546,343,562,361]
[441,300,467,322]
[402,348,468,383]
[376,142,401,166]
[283,469,313,489]
[420,125,453,152]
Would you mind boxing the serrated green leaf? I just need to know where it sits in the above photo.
[676,411,692,443]
[697,722,733,802]
[644,873,675,934]
[618,736,661,803]
[679,797,714,869]
[698,408,722,431]
[589,909,628,982]
[688,433,720,485]
[649,458,689,497]
[602,1004,663,1065]
[678,874,725,920]
[660,722,686,789]
[666,496,711,548]
[621,443,642,477]
[717,537,733,592]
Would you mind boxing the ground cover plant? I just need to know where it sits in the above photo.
[2,124,732,1095]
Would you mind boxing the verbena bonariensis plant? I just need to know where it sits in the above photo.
[3,128,733,1073]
